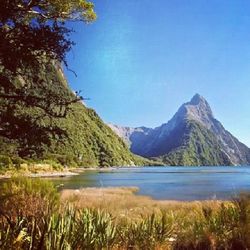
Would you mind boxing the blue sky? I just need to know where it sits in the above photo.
[65,0,250,146]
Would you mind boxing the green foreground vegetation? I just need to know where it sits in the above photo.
[1,177,250,250]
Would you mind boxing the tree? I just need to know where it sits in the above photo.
[0,0,96,71]
[0,0,96,157]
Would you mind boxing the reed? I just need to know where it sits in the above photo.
[61,187,222,222]
[1,178,250,249]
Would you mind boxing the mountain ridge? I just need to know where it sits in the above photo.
[109,94,250,166]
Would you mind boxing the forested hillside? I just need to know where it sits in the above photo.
[0,0,148,170]
[0,63,146,168]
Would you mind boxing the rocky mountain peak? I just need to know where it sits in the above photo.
[187,94,213,115]
[189,93,207,105]
[173,94,214,129]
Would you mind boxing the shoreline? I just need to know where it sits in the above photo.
[2,165,249,179]
[0,172,231,204]
[0,166,121,180]
[0,171,79,179]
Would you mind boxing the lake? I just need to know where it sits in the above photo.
[51,166,250,201]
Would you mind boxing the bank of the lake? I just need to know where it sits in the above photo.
[51,166,250,201]
[2,165,250,200]
[0,166,118,179]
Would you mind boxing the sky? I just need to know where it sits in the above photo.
[65,0,250,147]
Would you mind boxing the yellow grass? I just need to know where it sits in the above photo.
[61,187,225,222]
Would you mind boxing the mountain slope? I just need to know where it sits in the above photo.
[47,102,146,167]
[160,120,232,166]
[109,94,250,166]
[0,63,146,167]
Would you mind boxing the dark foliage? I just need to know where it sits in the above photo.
[0,0,95,157]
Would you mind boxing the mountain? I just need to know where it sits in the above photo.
[109,94,250,166]
[0,63,146,168]
[107,124,152,146]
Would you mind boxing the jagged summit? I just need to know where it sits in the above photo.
[189,93,206,105]
[170,94,214,131]
[184,94,214,127]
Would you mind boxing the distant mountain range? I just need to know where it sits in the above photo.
[109,94,250,166]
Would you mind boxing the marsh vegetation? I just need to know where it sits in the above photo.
[1,177,250,249]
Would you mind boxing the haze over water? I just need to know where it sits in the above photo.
[53,166,250,200]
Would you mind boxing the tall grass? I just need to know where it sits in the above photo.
[0,207,117,249]
[1,178,250,249]
[118,212,175,249]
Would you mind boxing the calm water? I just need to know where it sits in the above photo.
[51,166,250,201]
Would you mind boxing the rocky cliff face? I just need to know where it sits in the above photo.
[107,124,150,146]
[109,94,250,166]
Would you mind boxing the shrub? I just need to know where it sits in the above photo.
[0,155,13,170]
[0,177,59,221]
[118,212,175,249]
[11,156,26,169]
[71,208,117,249]
[0,206,117,249]
[43,153,78,168]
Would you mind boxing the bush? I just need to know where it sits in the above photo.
[0,177,59,220]
[0,155,13,170]
[0,205,117,249]
[40,159,63,171]
[43,153,78,168]
[118,213,175,249]
[11,156,26,169]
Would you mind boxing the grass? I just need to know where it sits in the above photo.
[1,178,250,249]
[61,187,223,222]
